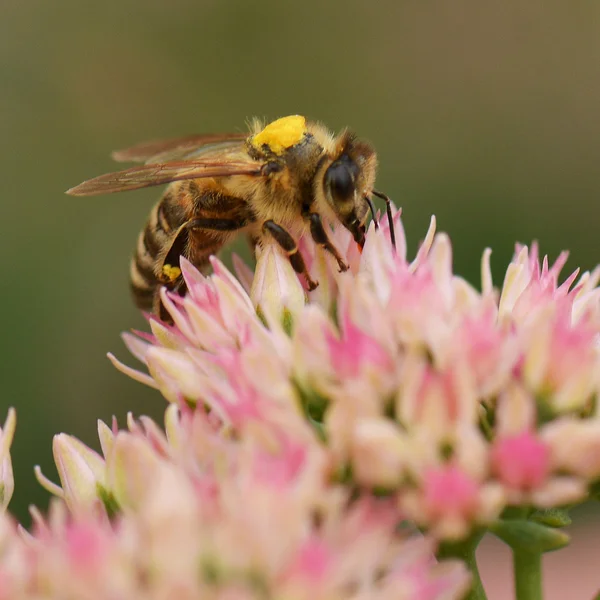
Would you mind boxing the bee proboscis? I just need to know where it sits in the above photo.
[67,115,394,319]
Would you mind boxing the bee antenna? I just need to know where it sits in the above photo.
[372,190,396,252]
[364,195,379,230]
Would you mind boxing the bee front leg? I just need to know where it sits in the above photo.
[307,213,349,273]
[372,190,396,251]
[262,220,319,291]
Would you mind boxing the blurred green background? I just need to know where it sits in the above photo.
[2,0,600,535]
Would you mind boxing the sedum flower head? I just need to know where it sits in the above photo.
[111,209,600,543]
[2,405,470,599]
[5,207,600,599]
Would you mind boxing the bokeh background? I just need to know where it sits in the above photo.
[2,1,600,596]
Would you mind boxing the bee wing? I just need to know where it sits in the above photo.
[112,133,248,163]
[66,159,262,196]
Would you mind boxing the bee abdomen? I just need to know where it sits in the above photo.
[129,192,187,311]
[129,256,155,312]
[130,222,163,311]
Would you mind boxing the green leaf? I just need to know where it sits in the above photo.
[530,508,571,528]
[490,519,570,553]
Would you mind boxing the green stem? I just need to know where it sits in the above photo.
[513,548,542,600]
[437,531,487,600]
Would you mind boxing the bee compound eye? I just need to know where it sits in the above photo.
[324,156,358,204]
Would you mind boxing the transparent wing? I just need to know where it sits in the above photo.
[66,159,262,196]
[111,133,248,163]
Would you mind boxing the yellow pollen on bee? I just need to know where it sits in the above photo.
[251,115,306,154]
[162,264,182,282]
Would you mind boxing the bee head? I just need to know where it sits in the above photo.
[322,135,377,245]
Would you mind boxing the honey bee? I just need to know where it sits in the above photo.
[67,115,394,319]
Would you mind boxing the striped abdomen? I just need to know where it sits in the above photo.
[129,181,251,316]
[129,188,189,313]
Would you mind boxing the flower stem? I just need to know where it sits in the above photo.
[437,531,487,600]
[513,548,542,600]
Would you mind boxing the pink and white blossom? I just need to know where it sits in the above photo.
[108,208,600,538]
[4,206,600,599]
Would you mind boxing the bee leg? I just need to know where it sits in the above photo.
[364,195,379,230]
[157,214,251,320]
[307,213,349,273]
[158,222,190,284]
[262,220,319,290]
[371,190,396,251]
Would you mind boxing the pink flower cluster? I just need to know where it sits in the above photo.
[111,209,600,541]
[1,406,468,599]
[2,207,600,599]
